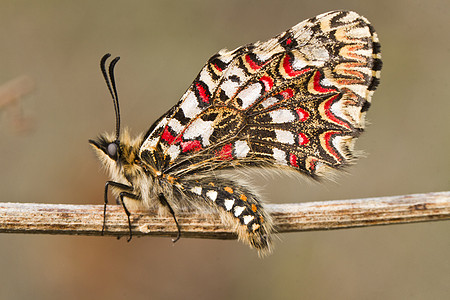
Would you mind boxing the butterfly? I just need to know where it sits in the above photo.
[89,10,382,256]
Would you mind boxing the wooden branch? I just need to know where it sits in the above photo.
[0,191,449,240]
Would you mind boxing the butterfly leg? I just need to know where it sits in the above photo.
[118,191,139,242]
[158,193,181,243]
[103,181,134,236]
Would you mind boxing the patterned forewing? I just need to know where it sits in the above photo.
[140,11,381,178]
[139,46,248,165]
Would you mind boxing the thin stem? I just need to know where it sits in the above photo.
[0,192,448,240]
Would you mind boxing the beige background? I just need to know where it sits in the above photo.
[0,1,449,299]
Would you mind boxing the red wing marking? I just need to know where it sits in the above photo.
[322,131,343,162]
[313,71,338,93]
[195,82,210,104]
[280,88,294,99]
[245,54,262,70]
[289,153,299,167]
[213,62,223,72]
[245,54,269,70]
[295,108,309,121]
[181,140,202,152]
[161,127,176,144]
[323,95,351,129]
[259,75,274,92]
[282,53,311,77]
[298,133,309,145]
[216,143,233,160]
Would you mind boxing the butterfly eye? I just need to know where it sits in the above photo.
[107,142,118,159]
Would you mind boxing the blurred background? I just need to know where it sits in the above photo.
[0,1,449,299]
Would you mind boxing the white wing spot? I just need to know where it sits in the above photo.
[275,129,295,144]
[292,57,308,70]
[236,83,263,109]
[218,49,236,63]
[199,68,216,91]
[143,137,159,148]
[261,97,279,108]
[224,199,235,211]
[234,140,250,158]
[272,148,287,165]
[243,215,255,225]
[221,79,240,98]
[221,65,248,97]
[269,109,295,123]
[167,118,184,134]
[320,77,334,87]
[167,144,181,161]
[206,190,218,202]
[234,206,245,217]
[183,118,214,146]
[180,90,202,118]
[191,186,202,195]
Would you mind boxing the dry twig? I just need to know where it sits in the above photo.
[0,191,448,240]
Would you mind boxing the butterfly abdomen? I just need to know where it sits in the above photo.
[180,176,273,255]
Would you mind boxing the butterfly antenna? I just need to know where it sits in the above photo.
[100,53,121,141]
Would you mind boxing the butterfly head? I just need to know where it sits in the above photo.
[89,54,143,182]
[89,132,120,163]
[89,129,142,181]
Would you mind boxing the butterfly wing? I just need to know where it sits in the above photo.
[140,10,382,178]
